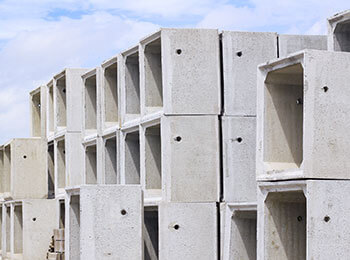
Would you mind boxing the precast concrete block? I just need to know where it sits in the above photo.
[220,203,257,260]
[139,28,220,116]
[257,50,350,180]
[101,56,120,134]
[54,133,84,196]
[101,132,119,185]
[3,199,57,260]
[327,10,350,51]
[159,202,218,260]
[278,34,327,58]
[2,138,47,200]
[120,46,141,125]
[53,68,89,133]
[66,185,143,260]
[222,116,256,202]
[162,115,220,202]
[258,180,350,260]
[30,85,47,139]
[222,31,277,116]
[82,68,102,138]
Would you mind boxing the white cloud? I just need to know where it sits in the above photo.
[0,10,159,143]
[197,0,350,34]
[0,0,350,143]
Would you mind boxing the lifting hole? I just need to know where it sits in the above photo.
[236,51,243,57]
[32,217,36,222]
[324,216,330,222]
[23,155,27,159]
[174,136,182,142]
[174,224,180,230]
[121,209,127,215]
[297,216,303,222]
[176,49,182,55]
[323,86,329,92]
[236,137,243,143]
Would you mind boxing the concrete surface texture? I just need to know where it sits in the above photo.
[2,10,350,259]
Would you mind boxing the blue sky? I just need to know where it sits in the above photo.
[0,0,349,143]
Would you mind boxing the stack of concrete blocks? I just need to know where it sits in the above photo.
[255,11,350,259]
[0,86,58,260]
[2,13,348,259]
[221,32,327,259]
[47,68,89,260]
[63,28,222,260]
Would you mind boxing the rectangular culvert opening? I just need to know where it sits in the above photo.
[31,91,41,137]
[84,75,97,133]
[230,210,256,260]
[57,139,66,189]
[6,206,10,254]
[334,21,350,51]
[125,52,140,117]
[56,76,67,128]
[14,204,23,255]
[145,125,161,190]
[85,144,97,184]
[48,84,54,134]
[69,195,80,259]
[124,131,140,184]
[145,38,163,113]
[265,191,306,259]
[104,63,118,126]
[104,136,117,184]
[59,199,65,229]
[48,142,55,199]
[144,206,159,260]
[264,64,303,172]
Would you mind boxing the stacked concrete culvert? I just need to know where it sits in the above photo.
[1,10,350,260]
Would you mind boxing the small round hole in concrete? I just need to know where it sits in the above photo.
[323,86,329,92]
[174,136,182,142]
[297,216,303,222]
[324,215,330,222]
[236,51,243,57]
[63,150,66,154]
[174,224,180,230]
[176,49,182,55]
[32,217,36,222]
[296,98,303,105]
[23,155,27,159]
[62,89,66,93]
[121,209,127,215]
[236,137,243,143]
